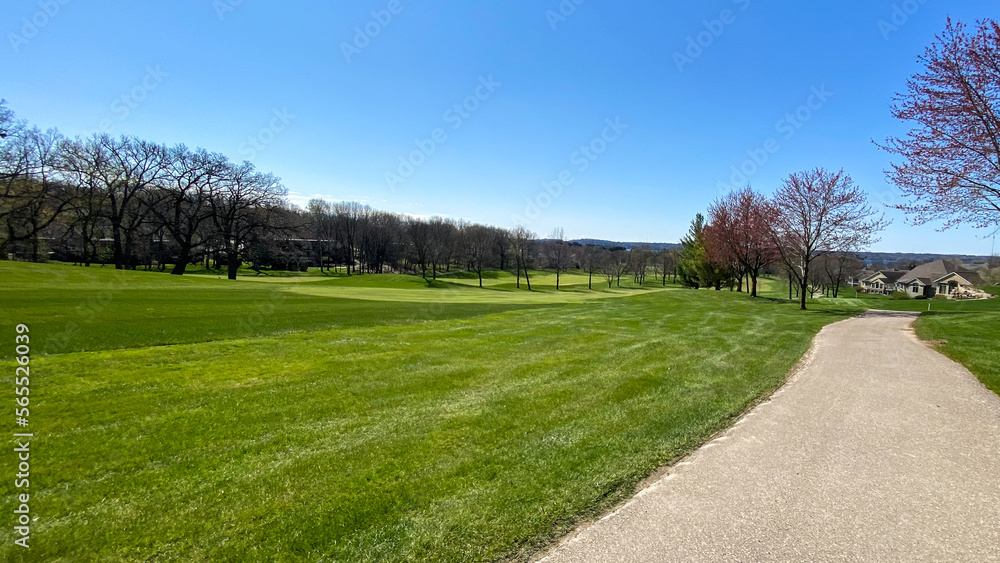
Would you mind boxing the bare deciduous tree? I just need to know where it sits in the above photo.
[152,146,226,275]
[406,217,433,279]
[211,161,287,280]
[578,244,601,290]
[463,224,495,288]
[0,126,71,261]
[545,228,572,290]
[94,135,170,269]
[770,168,888,310]
[510,226,535,290]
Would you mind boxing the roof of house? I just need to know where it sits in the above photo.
[934,270,984,286]
[899,259,963,285]
[861,270,906,283]
[879,270,908,283]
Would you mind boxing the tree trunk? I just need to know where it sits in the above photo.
[30,232,40,263]
[81,227,93,267]
[227,253,240,280]
[799,269,809,310]
[172,245,192,276]
[111,223,124,270]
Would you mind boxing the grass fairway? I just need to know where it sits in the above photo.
[0,262,859,561]
[0,263,539,357]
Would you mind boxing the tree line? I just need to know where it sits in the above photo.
[677,169,886,310]
[0,104,682,286]
[0,102,896,309]
[0,109,288,279]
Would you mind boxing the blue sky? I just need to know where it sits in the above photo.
[3,0,999,254]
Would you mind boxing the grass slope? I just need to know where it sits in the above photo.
[1,263,851,562]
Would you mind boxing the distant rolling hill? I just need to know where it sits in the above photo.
[569,239,681,251]
[858,252,994,266]
[567,240,993,265]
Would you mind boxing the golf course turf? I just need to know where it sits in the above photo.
[1,262,996,561]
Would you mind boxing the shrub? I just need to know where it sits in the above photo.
[889,291,911,300]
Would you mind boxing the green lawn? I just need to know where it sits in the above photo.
[0,262,853,562]
[913,289,1000,396]
[0,263,538,357]
[0,264,995,562]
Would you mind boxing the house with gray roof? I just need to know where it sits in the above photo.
[885,259,992,300]
[858,259,991,299]
[896,259,963,298]
[859,270,907,295]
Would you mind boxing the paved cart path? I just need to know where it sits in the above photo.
[541,311,1000,562]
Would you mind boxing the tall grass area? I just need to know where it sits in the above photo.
[0,262,852,561]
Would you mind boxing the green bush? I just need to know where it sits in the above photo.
[889,291,912,300]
